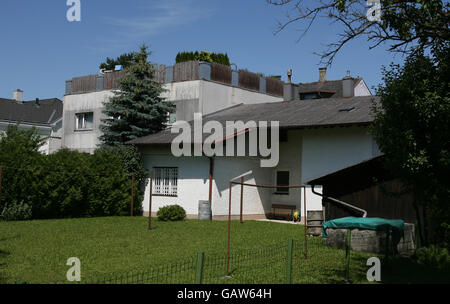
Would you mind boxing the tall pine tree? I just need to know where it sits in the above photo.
[100,45,174,147]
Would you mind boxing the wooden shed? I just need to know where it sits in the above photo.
[307,155,420,224]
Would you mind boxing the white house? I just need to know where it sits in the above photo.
[0,90,63,154]
[128,72,379,223]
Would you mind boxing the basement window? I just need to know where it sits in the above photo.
[275,171,290,194]
[75,112,93,130]
[153,167,178,196]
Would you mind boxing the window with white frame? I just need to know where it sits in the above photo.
[153,167,178,196]
[75,112,93,130]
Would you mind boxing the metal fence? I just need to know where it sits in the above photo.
[58,237,376,285]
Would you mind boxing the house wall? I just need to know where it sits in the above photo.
[301,126,381,185]
[62,90,115,153]
[138,126,378,219]
[62,80,282,152]
[354,79,371,96]
[141,146,210,216]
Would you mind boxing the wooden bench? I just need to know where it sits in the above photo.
[269,204,296,220]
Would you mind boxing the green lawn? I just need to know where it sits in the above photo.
[0,217,447,284]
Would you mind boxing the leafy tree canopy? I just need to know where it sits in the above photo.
[372,42,450,245]
[99,52,137,71]
[268,0,449,65]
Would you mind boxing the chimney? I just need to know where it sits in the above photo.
[319,67,327,82]
[342,70,354,98]
[35,98,40,107]
[287,69,292,83]
[13,89,23,103]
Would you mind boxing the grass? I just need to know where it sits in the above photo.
[0,217,448,284]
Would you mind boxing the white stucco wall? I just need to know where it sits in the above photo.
[354,79,371,96]
[141,146,210,215]
[139,126,379,218]
[200,81,283,115]
[211,156,273,217]
[301,126,378,184]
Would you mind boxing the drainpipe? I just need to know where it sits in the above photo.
[311,184,367,217]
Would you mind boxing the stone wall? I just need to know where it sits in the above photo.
[322,223,415,256]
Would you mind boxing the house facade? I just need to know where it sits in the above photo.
[0,89,63,154]
[128,71,379,222]
[62,61,284,153]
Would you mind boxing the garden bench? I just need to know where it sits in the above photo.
[269,204,296,220]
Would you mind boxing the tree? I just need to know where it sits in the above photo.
[99,52,137,71]
[268,0,449,65]
[100,44,174,146]
[372,43,450,245]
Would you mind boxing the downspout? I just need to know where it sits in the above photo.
[311,184,367,217]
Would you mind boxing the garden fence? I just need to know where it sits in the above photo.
[57,237,376,284]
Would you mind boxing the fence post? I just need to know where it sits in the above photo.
[194,252,205,284]
[130,173,134,216]
[345,229,351,282]
[285,238,293,284]
[240,176,244,224]
[148,171,153,230]
[0,166,2,204]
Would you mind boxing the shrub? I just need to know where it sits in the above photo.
[0,201,32,221]
[157,205,186,221]
[0,126,143,219]
[175,51,230,66]
[416,245,450,270]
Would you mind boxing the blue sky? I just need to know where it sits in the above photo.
[0,0,406,100]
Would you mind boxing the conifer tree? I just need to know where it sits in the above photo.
[100,44,174,147]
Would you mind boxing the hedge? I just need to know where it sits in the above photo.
[0,125,142,220]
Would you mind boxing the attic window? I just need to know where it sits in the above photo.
[339,106,355,112]
[300,92,319,100]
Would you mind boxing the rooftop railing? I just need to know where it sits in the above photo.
[65,61,284,97]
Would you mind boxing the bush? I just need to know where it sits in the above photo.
[0,201,32,221]
[157,205,186,221]
[416,245,450,270]
[0,125,143,219]
[175,51,230,66]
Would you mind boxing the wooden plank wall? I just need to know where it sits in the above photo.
[238,70,260,91]
[104,71,126,90]
[324,179,417,223]
[71,75,97,93]
[210,63,232,84]
[266,77,284,96]
[152,64,166,83]
[173,61,199,82]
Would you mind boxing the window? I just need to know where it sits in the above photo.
[153,167,178,196]
[75,112,93,130]
[275,171,289,194]
[300,92,319,100]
